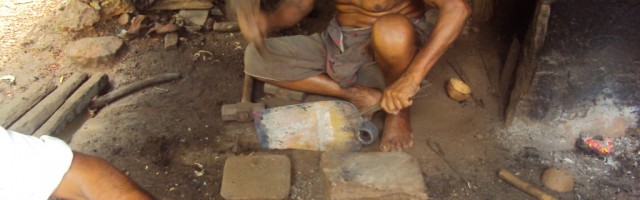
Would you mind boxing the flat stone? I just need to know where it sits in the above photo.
[178,9,209,27]
[164,33,178,50]
[221,155,291,200]
[65,36,123,66]
[55,0,100,31]
[210,7,224,16]
[320,152,428,199]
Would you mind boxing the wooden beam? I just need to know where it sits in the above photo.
[9,73,88,135]
[0,79,56,127]
[33,73,108,137]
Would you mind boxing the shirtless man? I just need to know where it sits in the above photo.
[238,0,470,151]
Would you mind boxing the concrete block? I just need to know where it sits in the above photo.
[221,155,291,200]
[321,152,428,199]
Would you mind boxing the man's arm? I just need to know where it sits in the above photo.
[237,0,315,46]
[380,0,471,113]
[51,152,153,200]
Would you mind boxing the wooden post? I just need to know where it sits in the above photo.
[9,73,88,135]
[0,79,56,127]
[33,73,108,137]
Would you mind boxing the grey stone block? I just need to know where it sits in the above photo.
[221,155,291,200]
[321,152,428,199]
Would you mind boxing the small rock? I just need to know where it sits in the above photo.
[117,13,130,25]
[221,155,291,200]
[65,36,123,66]
[321,152,428,199]
[178,9,209,27]
[55,0,100,32]
[184,25,201,34]
[210,7,224,16]
[541,167,575,193]
[164,33,179,50]
[213,21,239,32]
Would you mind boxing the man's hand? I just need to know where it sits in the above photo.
[237,0,268,50]
[381,76,420,114]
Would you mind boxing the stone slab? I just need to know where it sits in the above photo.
[221,155,291,200]
[178,9,209,27]
[320,152,428,199]
[66,36,123,66]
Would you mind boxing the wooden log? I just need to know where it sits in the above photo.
[149,0,213,10]
[9,73,88,135]
[0,79,56,127]
[498,169,557,200]
[33,73,108,137]
[89,73,180,111]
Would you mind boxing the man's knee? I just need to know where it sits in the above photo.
[372,14,415,50]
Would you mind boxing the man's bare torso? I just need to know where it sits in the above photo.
[335,0,425,28]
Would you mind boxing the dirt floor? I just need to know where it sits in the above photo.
[1,0,638,200]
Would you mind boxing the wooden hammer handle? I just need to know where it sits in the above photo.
[241,74,254,103]
[498,169,557,200]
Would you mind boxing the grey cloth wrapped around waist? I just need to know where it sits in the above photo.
[244,16,432,88]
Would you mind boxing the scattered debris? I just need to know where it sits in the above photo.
[147,22,178,35]
[0,75,15,84]
[193,163,204,177]
[98,0,135,18]
[127,15,147,34]
[541,167,575,193]
[164,33,178,50]
[118,13,130,25]
[192,50,213,61]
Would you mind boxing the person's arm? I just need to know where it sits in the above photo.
[237,0,315,47]
[380,0,471,113]
[51,152,153,200]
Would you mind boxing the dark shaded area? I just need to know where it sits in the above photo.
[519,0,640,121]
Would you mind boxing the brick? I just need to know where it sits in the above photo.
[321,152,428,199]
[221,155,291,200]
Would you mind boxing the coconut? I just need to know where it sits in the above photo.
[541,167,575,193]
[446,78,471,101]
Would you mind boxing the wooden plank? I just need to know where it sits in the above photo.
[499,37,521,100]
[149,0,213,10]
[0,79,56,127]
[33,73,108,137]
[9,73,88,134]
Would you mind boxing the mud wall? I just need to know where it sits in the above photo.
[509,0,639,148]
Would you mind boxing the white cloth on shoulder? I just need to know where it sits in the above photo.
[0,127,73,200]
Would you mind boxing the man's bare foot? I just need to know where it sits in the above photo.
[344,85,382,120]
[380,109,413,151]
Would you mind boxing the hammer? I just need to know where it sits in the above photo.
[221,74,265,122]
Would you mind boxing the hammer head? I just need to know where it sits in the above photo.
[221,102,265,122]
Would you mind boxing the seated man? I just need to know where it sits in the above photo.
[238,0,470,151]
[0,127,153,200]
